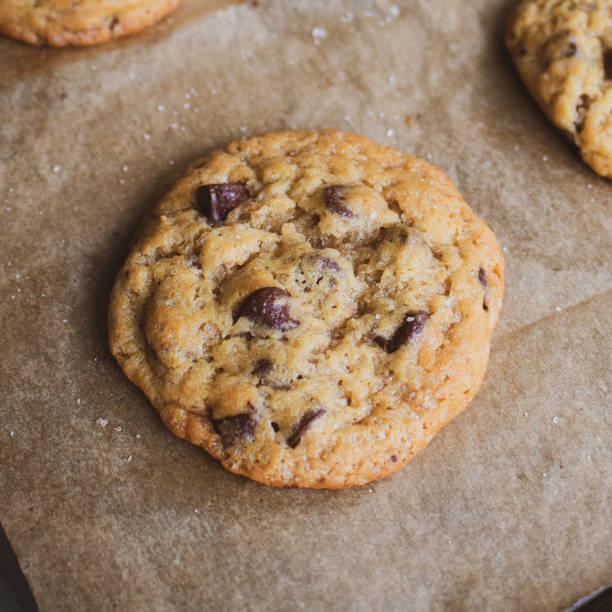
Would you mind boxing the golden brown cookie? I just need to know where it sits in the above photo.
[506,0,612,176]
[0,0,181,46]
[108,130,504,489]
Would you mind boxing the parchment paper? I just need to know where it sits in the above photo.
[1,1,610,610]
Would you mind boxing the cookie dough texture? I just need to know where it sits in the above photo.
[109,130,504,489]
[506,0,612,176]
[0,0,181,46]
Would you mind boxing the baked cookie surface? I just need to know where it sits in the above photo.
[108,130,504,489]
[0,0,181,46]
[506,0,612,176]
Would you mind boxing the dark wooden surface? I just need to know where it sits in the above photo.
[0,525,38,612]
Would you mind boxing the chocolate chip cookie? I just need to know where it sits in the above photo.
[0,0,181,46]
[506,0,612,176]
[108,130,504,489]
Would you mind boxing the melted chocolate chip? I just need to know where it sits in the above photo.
[287,409,326,448]
[213,411,257,447]
[252,358,273,377]
[478,267,487,287]
[374,311,429,354]
[323,185,354,218]
[237,287,299,331]
[391,455,398,463]
[604,49,612,80]
[271,422,280,432]
[196,183,247,224]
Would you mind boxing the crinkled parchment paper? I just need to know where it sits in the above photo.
[1,0,610,609]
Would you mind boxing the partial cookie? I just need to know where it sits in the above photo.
[108,130,504,489]
[0,0,181,46]
[506,0,612,177]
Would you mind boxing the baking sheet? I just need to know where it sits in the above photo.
[1,0,611,609]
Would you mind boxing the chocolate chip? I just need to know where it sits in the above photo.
[318,255,341,272]
[374,311,429,353]
[478,267,487,287]
[213,410,257,447]
[483,299,489,312]
[287,409,326,448]
[391,455,398,463]
[271,422,280,432]
[604,49,612,80]
[252,358,273,377]
[323,185,354,218]
[196,183,247,224]
[237,287,299,331]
